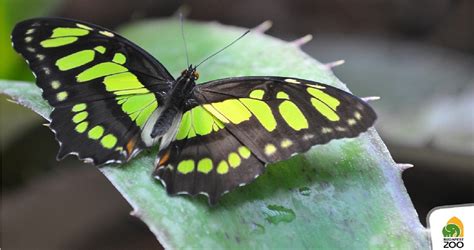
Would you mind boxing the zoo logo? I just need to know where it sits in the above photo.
[442,216,464,248]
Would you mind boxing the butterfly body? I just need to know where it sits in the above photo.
[11,18,377,204]
[150,65,198,138]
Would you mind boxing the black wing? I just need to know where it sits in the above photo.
[12,18,175,164]
[154,76,376,204]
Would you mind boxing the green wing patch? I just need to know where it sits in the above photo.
[175,106,225,140]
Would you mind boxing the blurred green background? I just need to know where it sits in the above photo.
[1,0,473,249]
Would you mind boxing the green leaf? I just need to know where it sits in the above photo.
[0,19,430,249]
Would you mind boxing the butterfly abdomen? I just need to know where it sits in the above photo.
[151,107,179,138]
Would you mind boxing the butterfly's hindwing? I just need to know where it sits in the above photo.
[11,18,174,164]
[52,99,144,164]
[155,77,376,203]
[155,127,265,204]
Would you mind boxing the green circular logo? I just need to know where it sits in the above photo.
[443,224,461,237]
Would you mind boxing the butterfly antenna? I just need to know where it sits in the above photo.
[180,13,190,68]
[195,29,250,68]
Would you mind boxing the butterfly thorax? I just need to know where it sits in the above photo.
[150,66,198,138]
[169,65,198,103]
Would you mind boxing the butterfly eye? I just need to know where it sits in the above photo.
[181,70,187,76]
[193,71,199,80]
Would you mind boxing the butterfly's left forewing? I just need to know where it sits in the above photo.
[12,18,174,164]
[154,76,376,203]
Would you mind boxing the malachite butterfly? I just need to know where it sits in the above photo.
[11,18,377,204]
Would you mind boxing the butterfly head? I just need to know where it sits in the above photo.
[181,65,199,81]
[175,65,198,98]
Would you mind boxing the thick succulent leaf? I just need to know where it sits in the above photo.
[0,19,430,249]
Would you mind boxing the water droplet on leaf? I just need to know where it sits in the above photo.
[299,187,311,196]
[262,204,296,224]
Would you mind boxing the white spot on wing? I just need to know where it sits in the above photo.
[264,144,277,156]
[347,119,356,126]
[284,78,300,84]
[198,192,210,198]
[76,23,93,30]
[105,159,118,164]
[51,80,61,89]
[84,158,94,164]
[335,126,347,132]
[281,139,293,148]
[308,85,326,89]
[321,127,333,134]
[56,91,68,101]
[99,30,114,37]
[303,134,314,140]
[354,111,362,120]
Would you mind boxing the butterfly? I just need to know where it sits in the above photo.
[11,17,377,204]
